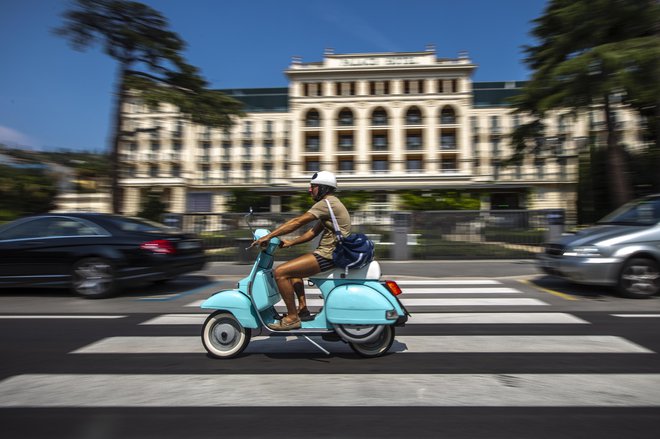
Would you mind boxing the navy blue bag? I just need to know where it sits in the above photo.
[325,199,375,274]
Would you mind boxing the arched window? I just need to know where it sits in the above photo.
[371,108,388,125]
[338,109,354,126]
[406,107,422,125]
[440,107,457,124]
[305,109,320,127]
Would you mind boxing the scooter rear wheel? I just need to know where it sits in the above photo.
[202,311,251,358]
[349,325,395,358]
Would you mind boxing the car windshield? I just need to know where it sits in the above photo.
[598,197,660,226]
[108,216,176,233]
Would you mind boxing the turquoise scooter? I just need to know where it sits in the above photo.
[200,212,408,358]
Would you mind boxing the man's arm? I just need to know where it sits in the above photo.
[282,220,324,247]
[253,212,317,247]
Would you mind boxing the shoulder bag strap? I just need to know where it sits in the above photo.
[324,198,343,242]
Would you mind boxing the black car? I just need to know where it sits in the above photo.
[0,213,206,298]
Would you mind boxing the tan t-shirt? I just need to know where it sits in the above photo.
[307,195,351,259]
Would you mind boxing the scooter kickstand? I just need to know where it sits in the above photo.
[300,335,330,356]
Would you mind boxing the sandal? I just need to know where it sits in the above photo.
[267,317,301,331]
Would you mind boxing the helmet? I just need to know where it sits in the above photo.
[310,171,337,188]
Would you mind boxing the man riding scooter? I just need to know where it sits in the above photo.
[251,171,350,331]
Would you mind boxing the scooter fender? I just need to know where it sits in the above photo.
[325,284,395,325]
[200,289,260,328]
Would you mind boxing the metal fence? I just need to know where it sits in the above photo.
[166,209,561,262]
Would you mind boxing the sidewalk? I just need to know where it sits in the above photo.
[199,259,540,280]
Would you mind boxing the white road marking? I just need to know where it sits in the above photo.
[396,287,521,294]
[2,374,660,407]
[398,298,548,306]
[395,280,502,285]
[612,314,660,318]
[70,335,652,354]
[141,312,586,326]
[0,315,127,319]
[408,312,588,324]
[189,298,548,308]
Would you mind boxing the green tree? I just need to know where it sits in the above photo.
[398,190,480,211]
[511,0,660,208]
[225,189,270,213]
[0,165,57,220]
[137,189,167,221]
[56,0,244,213]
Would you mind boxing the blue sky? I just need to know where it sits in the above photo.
[0,0,547,152]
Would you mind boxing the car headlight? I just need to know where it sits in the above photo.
[563,246,602,257]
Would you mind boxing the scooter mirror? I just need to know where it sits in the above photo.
[245,207,255,237]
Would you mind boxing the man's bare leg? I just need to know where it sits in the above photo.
[291,277,307,312]
[273,254,320,324]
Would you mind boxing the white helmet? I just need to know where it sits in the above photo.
[310,171,337,188]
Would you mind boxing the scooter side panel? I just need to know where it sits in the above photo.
[200,290,260,328]
[325,284,395,324]
[252,270,280,311]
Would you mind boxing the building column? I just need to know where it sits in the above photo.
[391,105,404,173]
[123,187,141,215]
[355,106,369,174]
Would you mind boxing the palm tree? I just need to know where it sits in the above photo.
[55,0,244,213]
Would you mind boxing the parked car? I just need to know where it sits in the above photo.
[0,213,206,299]
[538,194,660,298]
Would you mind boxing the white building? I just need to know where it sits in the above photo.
[118,48,646,223]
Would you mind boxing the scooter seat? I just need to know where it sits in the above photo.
[312,260,381,280]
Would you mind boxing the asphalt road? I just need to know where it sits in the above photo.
[1,262,659,438]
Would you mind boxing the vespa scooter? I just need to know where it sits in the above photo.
[200,212,408,358]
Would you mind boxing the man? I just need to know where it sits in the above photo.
[251,171,351,330]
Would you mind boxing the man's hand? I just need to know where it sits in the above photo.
[250,236,270,248]
[280,239,294,249]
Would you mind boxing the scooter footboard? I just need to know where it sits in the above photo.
[325,284,399,325]
[201,290,260,328]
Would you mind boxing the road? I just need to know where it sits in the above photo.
[1,262,659,438]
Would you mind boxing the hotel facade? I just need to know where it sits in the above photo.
[118,48,645,224]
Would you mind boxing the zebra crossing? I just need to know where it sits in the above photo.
[1,278,659,409]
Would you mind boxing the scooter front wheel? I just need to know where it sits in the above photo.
[202,311,251,358]
[350,325,395,358]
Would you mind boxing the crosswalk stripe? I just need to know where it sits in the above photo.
[395,280,502,285]
[282,287,520,295]
[2,373,660,407]
[70,335,652,354]
[406,312,588,324]
[141,312,585,326]
[395,287,521,294]
[0,315,127,319]
[612,314,660,318]
[399,298,547,306]
[187,297,548,308]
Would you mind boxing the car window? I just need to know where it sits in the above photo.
[44,218,107,237]
[107,216,173,233]
[0,218,58,240]
[599,197,660,226]
[0,217,106,240]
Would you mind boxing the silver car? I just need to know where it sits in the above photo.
[538,194,660,298]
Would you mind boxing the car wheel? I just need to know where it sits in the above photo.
[72,257,116,299]
[618,257,660,299]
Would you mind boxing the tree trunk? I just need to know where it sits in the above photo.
[109,64,128,214]
[604,96,633,207]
